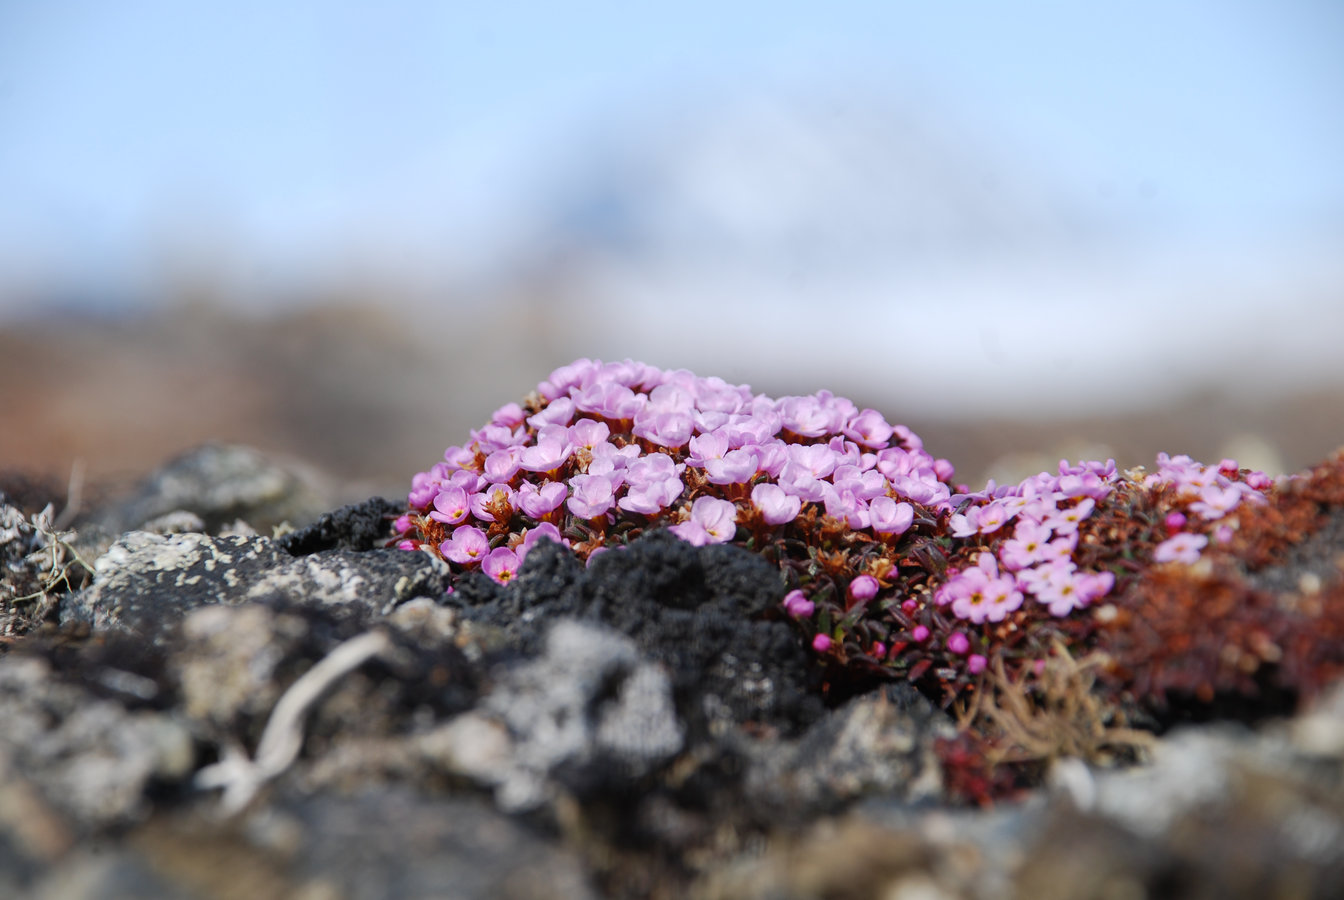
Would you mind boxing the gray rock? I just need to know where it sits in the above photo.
[743,683,955,820]
[84,443,339,538]
[0,655,194,832]
[61,531,452,641]
[428,619,684,812]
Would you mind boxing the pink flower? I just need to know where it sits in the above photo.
[517,522,569,560]
[751,441,790,477]
[1042,498,1094,535]
[537,358,599,401]
[869,497,914,537]
[482,547,521,585]
[949,508,981,539]
[981,578,1024,622]
[831,465,887,501]
[812,634,833,653]
[1189,484,1242,520]
[515,480,568,519]
[705,447,761,485]
[843,408,894,448]
[528,397,576,428]
[822,487,870,529]
[518,424,573,474]
[911,625,930,642]
[393,515,413,534]
[1245,471,1272,490]
[573,381,645,421]
[1154,532,1207,565]
[975,501,1012,534]
[782,589,815,618]
[776,463,829,503]
[632,410,695,449]
[567,418,610,450]
[567,474,616,520]
[482,447,522,483]
[686,495,738,544]
[469,483,514,522]
[946,632,970,655]
[1032,566,1102,617]
[667,520,709,546]
[1215,524,1234,544]
[429,486,472,525]
[751,483,801,525]
[778,394,844,438]
[490,402,526,427]
[617,478,683,515]
[1164,512,1188,534]
[967,654,988,675]
[998,520,1051,571]
[685,430,729,467]
[786,443,840,480]
[440,526,490,565]
[848,575,880,606]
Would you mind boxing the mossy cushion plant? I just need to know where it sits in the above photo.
[398,358,1344,801]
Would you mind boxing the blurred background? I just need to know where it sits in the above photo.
[2,0,1342,502]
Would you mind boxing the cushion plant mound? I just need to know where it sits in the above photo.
[400,358,1344,797]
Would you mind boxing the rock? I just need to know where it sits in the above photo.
[742,683,954,822]
[83,443,339,538]
[450,531,827,736]
[429,619,684,813]
[61,530,452,642]
[0,654,193,832]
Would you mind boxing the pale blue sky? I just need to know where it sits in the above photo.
[1,0,1342,326]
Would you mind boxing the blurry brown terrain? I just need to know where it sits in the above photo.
[2,304,1341,507]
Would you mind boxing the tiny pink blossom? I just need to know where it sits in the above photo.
[516,480,568,519]
[429,486,472,525]
[848,575,880,606]
[567,474,616,520]
[787,443,840,480]
[975,502,1012,534]
[527,396,576,428]
[967,654,988,675]
[482,547,521,585]
[686,495,738,544]
[782,589,815,618]
[911,625,930,642]
[567,418,610,450]
[1043,498,1094,535]
[686,430,729,467]
[1154,532,1207,565]
[1189,484,1242,520]
[517,523,569,560]
[469,483,514,522]
[667,519,709,546]
[1164,512,1188,534]
[751,483,802,525]
[393,515,413,534]
[705,447,761,485]
[440,526,490,565]
[842,408,895,448]
[1215,524,1234,544]
[812,633,833,653]
[949,509,980,539]
[482,447,522,483]
[871,641,887,659]
[518,424,573,474]
[946,632,970,655]
[490,402,526,427]
[869,497,914,536]
[397,539,416,550]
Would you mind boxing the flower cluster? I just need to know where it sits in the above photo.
[399,358,1277,704]
[399,358,952,575]
[1141,453,1268,564]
